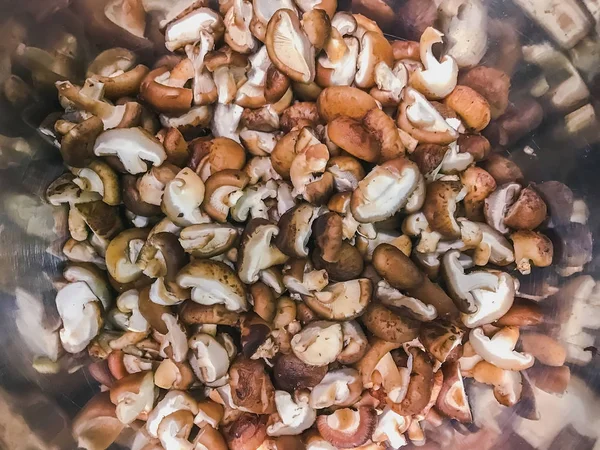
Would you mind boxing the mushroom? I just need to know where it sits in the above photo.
[146,390,199,439]
[71,160,122,206]
[275,203,319,258]
[460,66,510,119]
[470,327,535,371]
[56,282,103,354]
[393,347,434,416]
[422,179,467,239]
[164,7,224,52]
[503,186,547,231]
[420,320,464,364]
[94,128,167,175]
[444,85,491,133]
[222,413,268,450]
[313,241,364,281]
[312,211,343,262]
[224,0,258,54]
[87,48,149,99]
[520,333,566,367]
[472,222,515,267]
[441,250,499,314]
[410,27,459,99]
[362,108,405,162]
[351,158,420,223]
[179,223,238,257]
[237,219,289,284]
[461,166,497,222]
[372,407,410,449]
[439,0,488,69]
[316,36,360,87]
[72,392,125,450]
[316,407,377,449]
[177,259,247,312]
[109,371,157,424]
[310,368,363,410]
[267,390,316,436]
[116,289,149,332]
[188,332,232,384]
[58,116,105,167]
[510,230,553,275]
[327,116,380,163]
[154,358,195,390]
[63,262,113,310]
[472,361,523,407]
[105,228,149,284]
[304,279,372,320]
[229,357,276,414]
[140,65,194,115]
[317,86,378,122]
[273,353,328,391]
[289,143,330,201]
[354,31,393,89]
[161,167,208,226]
[281,102,320,132]
[291,321,344,366]
[436,362,472,422]
[204,45,249,104]
[361,303,421,344]
[211,103,244,141]
[202,169,250,223]
[265,9,315,83]
[397,88,459,145]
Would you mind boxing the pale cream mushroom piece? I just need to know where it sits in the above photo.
[409,27,458,100]
[165,8,225,52]
[483,182,521,235]
[188,333,232,384]
[439,0,488,68]
[185,32,219,106]
[146,390,199,438]
[161,313,189,363]
[375,280,437,321]
[459,269,515,328]
[179,223,239,258]
[371,61,408,106]
[351,157,420,223]
[372,407,410,449]
[231,180,278,221]
[473,222,515,266]
[160,105,213,130]
[177,260,247,312]
[290,143,330,201]
[440,140,474,174]
[267,390,317,436]
[266,9,316,83]
[116,289,149,333]
[55,281,103,354]
[402,212,443,254]
[94,128,167,175]
[354,31,393,89]
[317,36,360,87]
[470,327,535,370]
[235,46,271,108]
[63,263,113,310]
[291,321,344,366]
[397,88,459,145]
[110,371,157,425]
[162,168,208,226]
[142,0,206,29]
[240,129,280,156]
[63,239,107,268]
[137,164,179,206]
[245,156,282,183]
[237,219,289,284]
[309,368,362,409]
[156,410,195,450]
[282,258,329,296]
[71,160,121,206]
[212,103,245,142]
[251,0,297,42]
[225,0,258,54]
[303,279,372,320]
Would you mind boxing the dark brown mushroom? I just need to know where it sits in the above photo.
[273,353,328,392]
[229,357,276,414]
[361,303,421,344]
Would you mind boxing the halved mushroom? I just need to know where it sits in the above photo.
[267,390,316,436]
[115,289,149,333]
[410,27,458,99]
[461,166,497,222]
[420,320,464,364]
[470,327,535,371]
[179,223,238,257]
[473,222,515,267]
[164,7,224,52]
[251,0,296,42]
[56,282,103,354]
[109,371,157,424]
[87,48,149,99]
[94,128,167,175]
[316,36,360,87]
[188,332,232,384]
[316,407,377,449]
[397,88,459,145]
[291,320,344,366]
[202,169,250,223]
[375,279,437,322]
[510,230,553,275]
[229,357,276,413]
[273,352,328,392]
[275,203,319,258]
[304,279,372,320]
[72,392,125,450]
[71,160,122,206]
[140,65,194,115]
[156,410,195,450]
[161,167,207,226]
[289,143,330,201]
[231,180,278,221]
[472,360,522,407]
[146,390,199,439]
[354,31,393,89]
[135,159,179,207]
[439,0,487,69]
[283,258,328,296]
[155,358,195,390]
[436,362,472,422]
[309,368,362,409]
[237,219,289,284]
[177,259,247,312]
[63,262,113,310]
[224,0,258,54]
[351,158,420,223]
[372,406,410,449]
[266,9,315,83]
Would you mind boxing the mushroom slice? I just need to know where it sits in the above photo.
[441,250,499,314]
[47,173,103,206]
[106,228,149,284]
[436,362,472,422]
[419,320,464,364]
[252,0,296,42]
[317,36,360,87]
[179,223,238,258]
[188,333,231,385]
[397,88,459,145]
[267,390,316,436]
[94,128,167,175]
[316,407,377,449]
[72,160,122,206]
[276,203,320,258]
[338,320,368,365]
[510,230,553,275]
[410,27,458,99]
[237,219,289,284]
[110,371,157,424]
[351,158,420,223]
[472,361,522,407]
[224,0,258,54]
[63,262,112,310]
[375,280,437,322]
[309,368,363,409]
[156,410,195,450]
[162,168,207,226]
[422,179,467,239]
[291,321,344,366]
[372,351,412,403]
[290,143,330,200]
[439,0,487,68]
[266,9,315,83]
[165,8,225,52]
[56,282,103,354]
[354,31,393,89]
[304,279,372,320]
[202,169,250,223]
[177,260,247,312]
[370,61,408,107]
[72,392,125,450]
[116,289,149,333]
[283,258,329,296]
[229,357,276,414]
[372,407,410,449]
[483,182,521,235]
[146,390,199,439]
[460,270,515,328]
[470,327,535,371]
[231,180,278,221]
[474,223,515,267]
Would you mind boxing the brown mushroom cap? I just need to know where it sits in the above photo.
[317,86,378,122]
[122,174,162,217]
[444,85,491,132]
[223,413,269,450]
[423,179,465,239]
[533,181,574,227]
[265,65,292,103]
[520,333,566,367]
[436,362,472,423]
[229,357,276,414]
[275,203,318,258]
[503,187,547,230]
[317,407,378,449]
[313,212,343,263]
[496,299,545,327]
[138,286,171,334]
[459,66,511,119]
[481,153,524,185]
[458,134,491,162]
[511,230,553,274]
[395,347,434,415]
[304,279,372,320]
[271,129,301,179]
[361,303,421,344]
[527,365,570,395]
[202,169,250,222]
[140,66,194,115]
[273,353,328,391]
[327,116,381,162]
[461,166,497,221]
[72,392,124,450]
[411,143,448,175]
[60,116,104,168]
[189,137,247,180]
[180,302,239,326]
[420,320,464,364]
[281,102,320,132]
[313,241,364,282]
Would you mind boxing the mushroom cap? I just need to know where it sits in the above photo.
[361,303,421,344]
[511,230,553,275]
[309,368,363,409]
[312,241,364,281]
[177,259,247,312]
[469,327,535,371]
[275,203,319,258]
[503,186,547,231]
[396,347,434,415]
[72,392,124,450]
[436,362,472,423]
[304,279,372,320]
[229,357,276,414]
[60,116,105,168]
[460,65,510,119]
[273,353,328,392]
[140,67,194,115]
[202,169,250,223]
[223,413,268,450]
[327,116,381,162]
[189,137,247,181]
[444,85,491,132]
[179,223,239,258]
[316,407,377,449]
[291,320,344,366]
[106,227,150,284]
[355,31,393,89]
[266,9,315,83]
[164,7,224,51]
[317,86,378,122]
[420,320,464,364]
[109,371,157,424]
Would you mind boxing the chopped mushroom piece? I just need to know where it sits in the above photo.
[267,390,316,436]
[469,327,535,371]
[291,321,344,366]
[316,407,378,449]
[304,279,372,320]
[110,371,157,424]
[310,368,363,409]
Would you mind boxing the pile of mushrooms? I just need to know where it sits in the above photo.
[7,0,591,449]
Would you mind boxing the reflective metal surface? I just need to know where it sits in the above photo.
[1,0,600,449]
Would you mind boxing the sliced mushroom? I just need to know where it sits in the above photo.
[188,332,232,384]
[179,223,238,258]
[422,179,467,239]
[267,390,316,436]
[72,392,125,450]
[316,407,377,449]
[420,320,464,364]
[436,362,472,422]
[372,407,410,449]
[164,7,224,51]
[375,280,437,322]
[202,169,250,223]
[177,259,247,312]
[291,320,344,366]
[310,368,363,409]
[317,86,377,122]
[470,327,535,371]
[361,303,420,344]
[304,279,372,320]
[510,230,553,275]
[109,371,157,424]
[273,352,328,392]
[472,360,522,407]
[229,357,276,414]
